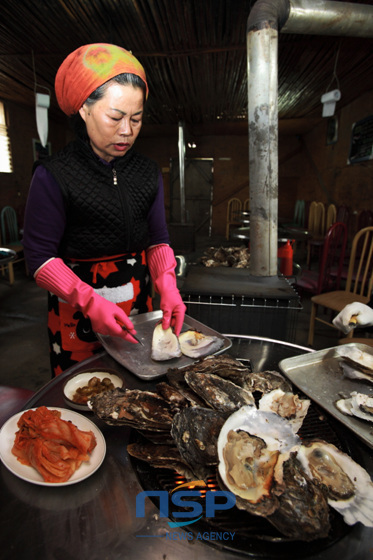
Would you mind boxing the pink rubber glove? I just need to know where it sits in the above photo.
[146,244,186,336]
[35,258,139,343]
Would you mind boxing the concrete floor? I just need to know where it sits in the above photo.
[0,236,343,393]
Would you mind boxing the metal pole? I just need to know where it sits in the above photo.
[246,0,373,277]
[247,27,279,277]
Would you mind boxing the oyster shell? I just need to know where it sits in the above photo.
[339,362,373,384]
[151,323,182,361]
[88,387,174,430]
[297,440,373,527]
[171,406,227,481]
[184,371,255,413]
[335,392,373,422]
[337,346,373,377]
[167,354,252,389]
[127,442,195,480]
[258,389,311,433]
[244,370,293,394]
[178,329,224,358]
[217,406,300,516]
[267,452,331,541]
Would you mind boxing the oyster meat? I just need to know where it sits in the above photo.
[297,440,373,527]
[178,329,224,358]
[244,370,293,394]
[151,323,182,361]
[258,389,311,433]
[217,405,300,516]
[335,392,373,422]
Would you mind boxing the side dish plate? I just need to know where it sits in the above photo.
[279,343,373,449]
[96,311,232,380]
[0,408,106,486]
[63,370,124,411]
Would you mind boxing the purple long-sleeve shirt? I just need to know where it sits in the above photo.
[23,158,170,276]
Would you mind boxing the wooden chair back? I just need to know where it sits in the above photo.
[308,201,325,236]
[243,198,250,212]
[345,226,373,297]
[326,203,337,230]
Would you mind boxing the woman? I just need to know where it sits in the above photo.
[23,43,186,376]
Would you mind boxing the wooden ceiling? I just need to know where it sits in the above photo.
[1,0,372,135]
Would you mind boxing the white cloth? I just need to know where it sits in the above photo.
[35,93,50,147]
[333,302,373,334]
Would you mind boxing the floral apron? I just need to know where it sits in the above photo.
[47,251,152,376]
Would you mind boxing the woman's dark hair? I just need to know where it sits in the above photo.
[70,73,147,138]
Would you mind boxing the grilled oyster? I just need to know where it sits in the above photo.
[167,354,252,388]
[258,389,311,433]
[267,452,331,541]
[244,370,292,394]
[335,392,373,422]
[88,387,174,430]
[297,440,373,527]
[178,329,224,358]
[184,371,255,413]
[127,442,195,480]
[217,405,300,516]
[151,323,182,361]
[171,407,227,481]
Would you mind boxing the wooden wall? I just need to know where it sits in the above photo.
[1,89,372,238]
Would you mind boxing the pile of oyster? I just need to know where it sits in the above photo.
[199,246,250,268]
[335,346,373,422]
[89,354,373,541]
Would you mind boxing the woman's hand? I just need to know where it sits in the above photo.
[146,244,186,336]
[35,258,139,343]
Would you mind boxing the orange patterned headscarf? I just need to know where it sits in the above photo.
[55,43,148,116]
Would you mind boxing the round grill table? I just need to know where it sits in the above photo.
[0,336,372,560]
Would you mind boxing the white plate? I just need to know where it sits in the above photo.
[0,407,106,486]
[63,370,124,411]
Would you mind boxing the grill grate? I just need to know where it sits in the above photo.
[130,400,353,558]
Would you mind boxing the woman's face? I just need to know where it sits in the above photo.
[79,82,144,162]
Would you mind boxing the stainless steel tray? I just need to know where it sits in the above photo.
[279,342,373,449]
[96,311,232,380]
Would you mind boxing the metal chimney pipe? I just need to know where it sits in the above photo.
[247,0,373,277]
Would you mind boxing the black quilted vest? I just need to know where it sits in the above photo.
[39,140,159,259]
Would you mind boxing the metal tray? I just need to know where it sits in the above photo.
[96,311,232,380]
[279,342,373,449]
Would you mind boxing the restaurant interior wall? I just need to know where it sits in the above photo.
[279,90,373,220]
[0,88,372,238]
[0,100,69,223]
